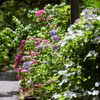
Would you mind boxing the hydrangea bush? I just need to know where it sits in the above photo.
[0,3,70,69]
[14,4,100,100]
[57,8,100,99]
[14,3,69,99]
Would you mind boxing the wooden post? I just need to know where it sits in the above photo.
[70,0,79,24]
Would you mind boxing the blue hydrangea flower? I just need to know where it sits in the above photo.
[27,67,35,71]
[49,30,58,36]
[23,61,32,68]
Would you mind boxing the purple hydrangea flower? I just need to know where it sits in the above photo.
[52,45,59,50]
[36,46,44,49]
[44,44,50,48]
[28,67,35,71]
[49,30,58,36]
[47,79,56,83]
[52,35,59,41]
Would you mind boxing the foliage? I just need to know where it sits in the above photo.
[57,8,100,99]
[0,3,70,69]
[14,7,100,100]
[0,28,13,67]
[0,0,61,30]
[13,3,70,99]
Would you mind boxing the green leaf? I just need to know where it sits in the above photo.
[94,0,100,8]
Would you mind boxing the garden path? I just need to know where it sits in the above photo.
[0,70,19,100]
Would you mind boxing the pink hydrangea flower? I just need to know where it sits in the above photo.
[16,75,23,80]
[14,53,22,64]
[22,88,29,92]
[52,45,59,50]
[34,84,40,87]
[35,41,41,46]
[42,40,49,43]
[22,56,31,60]
[23,50,30,53]
[35,9,46,17]
[35,38,42,41]
[47,79,56,83]
[14,64,17,69]
[21,70,27,73]
[44,44,50,48]
[21,40,26,44]
[52,35,59,41]
[17,67,22,73]
[38,18,45,21]
[26,38,34,40]
[47,31,49,34]
[32,60,37,64]
[47,16,51,18]
[41,83,46,86]
[31,52,40,56]
[36,46,44,49]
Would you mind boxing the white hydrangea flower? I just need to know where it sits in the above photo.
[52,93,61,99]
[95,82,100,87]
[96,16,100,21]
[92,90,99,96]
[86,90,92,95]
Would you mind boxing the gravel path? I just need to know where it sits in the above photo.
[0,70,19,100]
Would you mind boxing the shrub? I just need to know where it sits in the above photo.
[57,8,100,99]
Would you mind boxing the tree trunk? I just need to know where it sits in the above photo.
[70,0,79,24]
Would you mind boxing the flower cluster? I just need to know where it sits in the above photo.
[19,40,26,51]
[14,53,22,65]
[35,9,46,17]
[49,30,58,36]
[38,18,45,21]
[14,40,26,69]
[23,61,32,68]
[52,35,59,41]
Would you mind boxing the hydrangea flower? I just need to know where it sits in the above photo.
[21,69,27,73]
[35,38,42,41]
[47,16,51,19]
[14,53,22,64]
[28,67,35,71]
[21,40,26,44]
[47,79,56,83]
[52,45,59,50]
[22,56,31,60]
[31,52,40,56]
[38,18,45,21]
[16,75,23,80]
[17,67,22,73]
[32,60,37,64]
[14,64,17,69]
[49,30,58,36]
[44,44,50,48]
[22,88,29,92]
[35,9,46,17]
[52,35,59,41]
[35,41,41,46]
[23,61,32,68]
[36,46,44,49]
[42,40,49,43]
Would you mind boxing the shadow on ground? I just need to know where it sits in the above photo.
[0,91,19,97]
